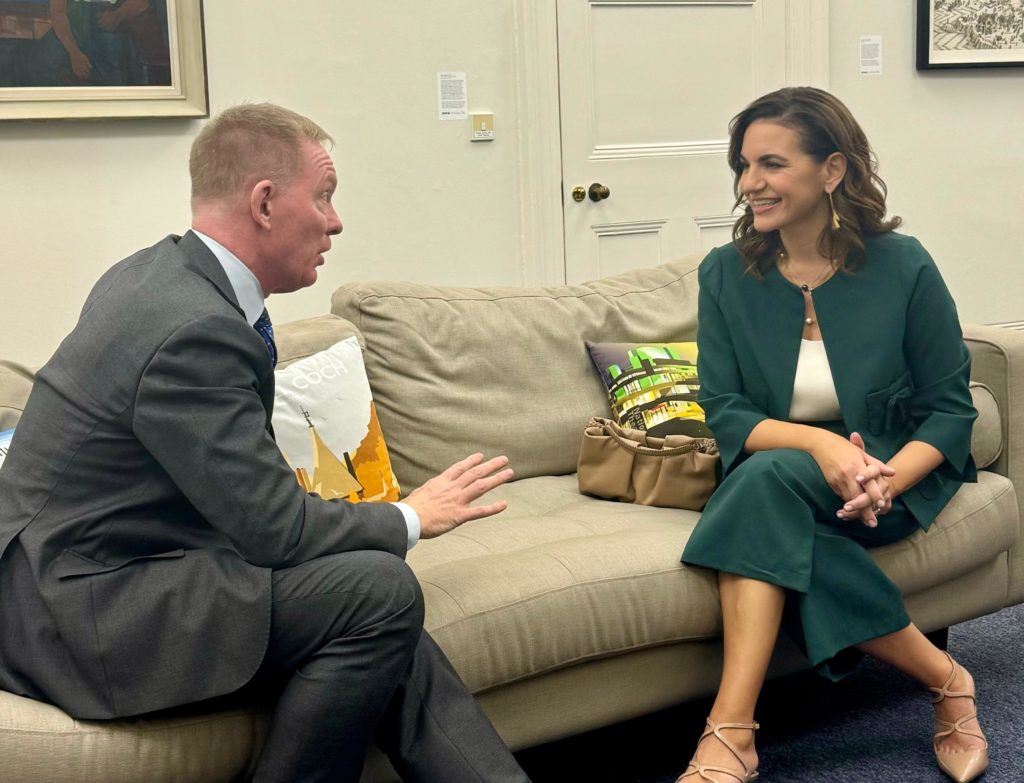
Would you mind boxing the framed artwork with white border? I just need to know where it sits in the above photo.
[917,0,1024,70]
[0,0,207,120]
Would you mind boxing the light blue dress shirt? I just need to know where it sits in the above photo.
[191,229,421,550]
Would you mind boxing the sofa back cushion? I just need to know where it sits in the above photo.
[331,257,703,488]
[274,313,364,368]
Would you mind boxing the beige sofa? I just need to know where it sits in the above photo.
[2,254,1023,783]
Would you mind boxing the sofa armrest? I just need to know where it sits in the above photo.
[964,324,1024,488]
[964,323,1024,605]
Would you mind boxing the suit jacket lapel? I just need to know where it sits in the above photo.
[176,231,277,431]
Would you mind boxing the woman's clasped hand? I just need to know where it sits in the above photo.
[809,430,895,527]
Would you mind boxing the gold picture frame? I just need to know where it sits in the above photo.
[0,0,208,121]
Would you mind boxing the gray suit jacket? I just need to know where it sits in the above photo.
[0,231,408,718]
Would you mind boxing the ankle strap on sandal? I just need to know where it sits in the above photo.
[707,719,760,731]
[928,651,975,705]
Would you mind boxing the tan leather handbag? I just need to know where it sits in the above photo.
[577,417,719,510]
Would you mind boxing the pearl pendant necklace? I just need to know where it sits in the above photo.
[801,283,815,325]
[778,251,833,329]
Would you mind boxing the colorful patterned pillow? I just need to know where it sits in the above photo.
[273,337,401,503]
[585,341,713,438]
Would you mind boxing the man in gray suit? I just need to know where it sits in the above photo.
[0,103,531,783]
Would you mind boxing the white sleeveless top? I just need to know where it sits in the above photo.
[789,339,841,422]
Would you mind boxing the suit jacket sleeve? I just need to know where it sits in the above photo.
[902,239,977,483]
[133,313,408,568]
[696,249,768,475]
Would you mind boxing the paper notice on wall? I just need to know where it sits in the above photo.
[438,72,468,120]
[860,35,883,76]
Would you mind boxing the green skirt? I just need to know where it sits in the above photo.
[681,442,919,680]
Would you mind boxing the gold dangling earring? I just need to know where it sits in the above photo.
[828,191,841,231]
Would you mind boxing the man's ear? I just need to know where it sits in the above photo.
[249,180,274,228]
[824,152,847,193]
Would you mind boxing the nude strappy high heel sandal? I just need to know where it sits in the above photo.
[930,651,989,783]
[677,717,760,782]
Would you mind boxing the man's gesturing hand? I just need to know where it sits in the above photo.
[404,453,514,539]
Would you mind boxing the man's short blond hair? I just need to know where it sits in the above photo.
[189,103,333,201]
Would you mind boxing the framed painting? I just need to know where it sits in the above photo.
[0,0,207,120]
[917,0,1024,70]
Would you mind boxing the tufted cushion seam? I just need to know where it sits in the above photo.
[424,565,689,629]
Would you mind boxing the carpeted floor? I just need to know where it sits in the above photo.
[516,603,1024,782]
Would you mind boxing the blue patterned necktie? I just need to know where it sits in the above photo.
[253,310,278,368]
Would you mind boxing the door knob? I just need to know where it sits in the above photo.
[588,183,611,202]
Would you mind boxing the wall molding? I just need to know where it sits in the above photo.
[589,219,668,280]
[786,0,830,87]
[693,212,739,247]
[592,140,729,161]
[513,0,564,287]
[592,219,668,236]
[693,211,737,233]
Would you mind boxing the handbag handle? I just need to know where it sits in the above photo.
[589,418,715,456]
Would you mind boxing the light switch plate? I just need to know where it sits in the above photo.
[470,113,495,141]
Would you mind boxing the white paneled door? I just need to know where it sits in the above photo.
[557,0,825,283]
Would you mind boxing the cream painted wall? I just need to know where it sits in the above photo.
[0,1,525,366]
[4,3,1023,366]
[828,1,1024,326]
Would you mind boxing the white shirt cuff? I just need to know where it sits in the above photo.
[392,502,420,550]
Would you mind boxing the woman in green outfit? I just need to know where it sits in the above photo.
[679,88,988,783]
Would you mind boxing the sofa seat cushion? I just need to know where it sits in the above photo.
[409,475,711,694]
[0,690,267,783]
[411,471,1018,695]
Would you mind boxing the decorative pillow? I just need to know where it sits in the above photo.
[585,341,713,438]
[273,337,401,502]
[0,428,13,470]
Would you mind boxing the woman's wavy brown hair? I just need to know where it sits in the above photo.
[728,87,901,278]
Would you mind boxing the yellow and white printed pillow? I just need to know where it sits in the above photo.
[273,337,401,503]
